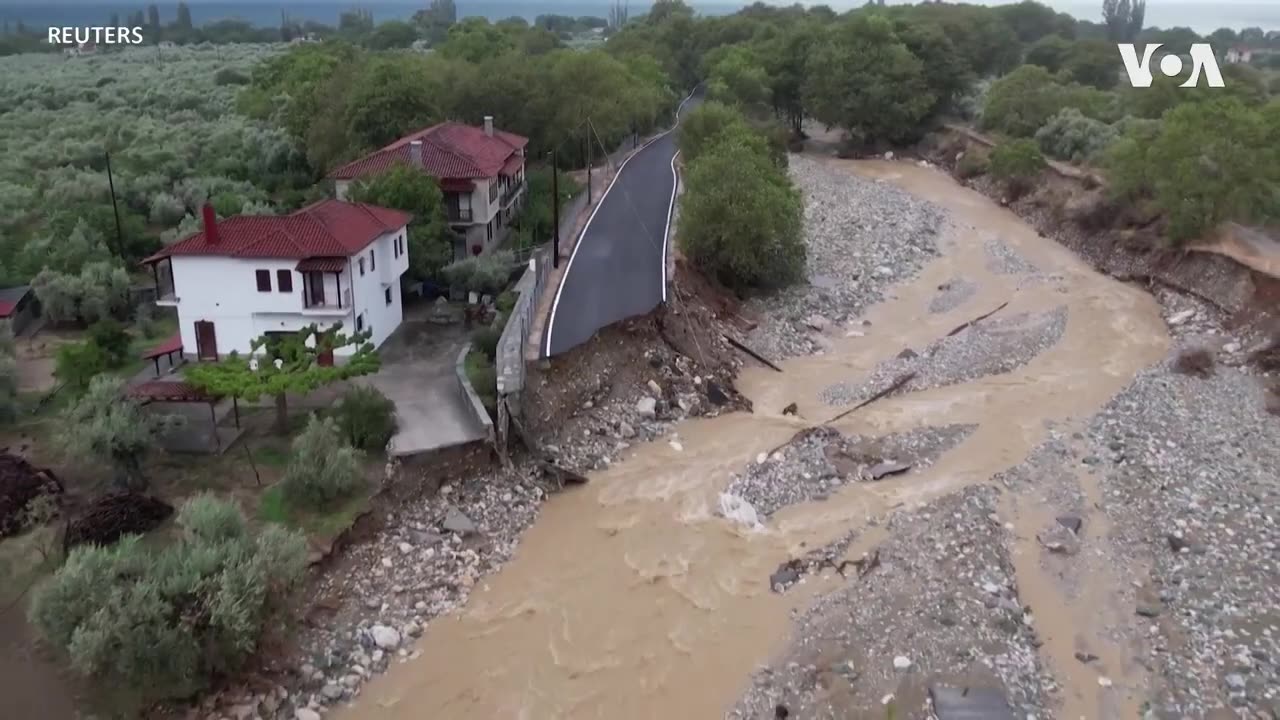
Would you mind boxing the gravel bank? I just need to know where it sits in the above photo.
[1082,357,1280,716]
[731,485,1052,720]
[745,155,944,360]
[819,305,1069,406]
[724,424,976,517]
[928,277,978,314]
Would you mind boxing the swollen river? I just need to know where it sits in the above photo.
[335,160,1170,719]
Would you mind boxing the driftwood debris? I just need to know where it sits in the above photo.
[538,460,589,489]
[723,334,783,373]
[946,300,1010,337]
[827,371,918,424]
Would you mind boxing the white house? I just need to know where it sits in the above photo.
[329,117,527,260]
[143,200,413,361]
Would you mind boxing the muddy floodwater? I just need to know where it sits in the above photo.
[335,160,1170,719]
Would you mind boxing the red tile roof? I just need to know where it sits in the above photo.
[328,121,528,181]
[140,332,183,360]
[296,257,347,273]
[145,200,412,263]
[0,286,31,318]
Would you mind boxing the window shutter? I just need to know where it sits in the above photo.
[255,269,271,292]
[370,249,375,271]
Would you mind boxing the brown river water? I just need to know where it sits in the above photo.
[335,160,1171,719]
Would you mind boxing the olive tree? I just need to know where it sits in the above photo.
[58,375,181,492]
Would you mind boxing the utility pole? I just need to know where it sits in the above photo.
[105,152,125,257]
[585,122,593,204]
[551,149,560,269]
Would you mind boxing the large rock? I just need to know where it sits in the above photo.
[442,507,476,536]
[370,624,401,650]
[636,396,657,419]
[295,710,321,720]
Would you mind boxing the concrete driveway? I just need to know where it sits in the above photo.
[360,308,487,457]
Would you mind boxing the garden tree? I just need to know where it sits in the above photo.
[341,56,440,151]
[995,0,1074,43]
[647,0,695,26]
[441,251,516,294]
[679,102,744,162]
[519,27,563,55]
[1026,34,1074,72]
[283,415,363,508]
[366,20,419,50]
[706,46,771,110]
[348,162,456,282]
[175,2,193,31]
[438,18,516,62]
[335,386,398,452]
[609,0,630,29]
[1207,27,1238,53]
[804,15,935,147]
[238,42,361,140]
[759,21,811,134]
[32,261,130,326]
[1137,26,1200,56]
[146,4,161,31]
[29,495,307,705]
[893,2,1022,77]
[1102,0,1145,42]
[413,0,458,44]
[981,65,1117,137]
[678,128,805,290]
[988,139,1048,197]
[59,375,179,491]
[185,325,380,434]
[339,9,375,39]
[0,333,17,424]
[893,20,971,120]
[1063,39,1121,89]
[1107,99,1280,243]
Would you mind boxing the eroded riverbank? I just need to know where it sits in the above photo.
[317,156,1214,719]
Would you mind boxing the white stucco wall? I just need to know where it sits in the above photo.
[165,226,408,359]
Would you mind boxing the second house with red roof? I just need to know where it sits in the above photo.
[328,116,528,260]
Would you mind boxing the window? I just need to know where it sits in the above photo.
[358,257,365,276]
[384,287,392,306]
[486,221,493,242]
[355,313,364,332]
[392,237,399,259]
[276,270,293,292]
[255,269,271,292]
[488,181,498,204]
[370,249,375,271]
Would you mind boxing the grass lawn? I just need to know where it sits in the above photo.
[463,346,498,414]
[257,481,374,541]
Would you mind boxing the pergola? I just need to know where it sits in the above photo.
[126,380,241,451]
[140,332,184,377]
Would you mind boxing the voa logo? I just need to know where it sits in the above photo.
[1118,43,1224,88]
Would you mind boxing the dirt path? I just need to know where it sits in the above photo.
[329,159,1169,719]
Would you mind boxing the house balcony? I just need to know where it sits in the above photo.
[301,288,351,316]
[156,291,179,307]
[500,182,524,209]
[447,207,474,224]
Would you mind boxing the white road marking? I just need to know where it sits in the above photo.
[543,88,698,357]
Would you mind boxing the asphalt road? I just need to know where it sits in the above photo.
[542,93,700,357]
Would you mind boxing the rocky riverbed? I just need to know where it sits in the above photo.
[744,154,944,361]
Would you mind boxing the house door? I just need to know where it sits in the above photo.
[194,321,217,360]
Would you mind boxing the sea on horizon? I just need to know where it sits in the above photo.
[0,1,1275,34]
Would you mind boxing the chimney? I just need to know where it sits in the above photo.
[483,116,494,137]
[409,139,423,167]
[201,203,219,245]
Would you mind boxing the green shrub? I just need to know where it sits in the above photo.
[55,341,108,391]
[213,67,250,86]
[87,319,131,368]
[282,415,363,509]
[1034,108,1118,164]
[679,131,805,290]
[472,326,501,362]
[989,139,1047,196]
[955,151,990,179]
[28,495,307,705]
[335,386,398,452]
[982,65,1119,138]
[441,251,515,295]
[464,349,497,409]
[495,290,517,315]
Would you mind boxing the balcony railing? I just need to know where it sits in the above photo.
[301,288,351,313]
[501,183,523,208]
[447,207,473,223]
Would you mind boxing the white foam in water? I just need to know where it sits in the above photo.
[717,493,763,532]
